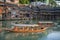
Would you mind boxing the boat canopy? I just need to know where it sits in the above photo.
[11,23,39,27]
[38,21,54,23]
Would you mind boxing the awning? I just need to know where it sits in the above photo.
[38,21,54,23]
[11,23,39,27]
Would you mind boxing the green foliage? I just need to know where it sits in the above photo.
[19,0,57,7]
[19,0,30,4]
[49,0,57,7]
[19,0,45,4]
[33,0,45,2]
[35,0,57,7]
[37,0,45,2]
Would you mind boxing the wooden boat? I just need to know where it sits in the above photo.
[9,28,47,33]
[5,23,48,33]
[5,21,55,33]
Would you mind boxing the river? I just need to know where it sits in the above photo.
[0,21,60,40]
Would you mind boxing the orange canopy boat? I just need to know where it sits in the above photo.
[5,23,48,33]
[6,21,55,33]
[9,27,47,33]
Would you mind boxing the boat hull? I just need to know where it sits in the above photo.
[5,27,47,33]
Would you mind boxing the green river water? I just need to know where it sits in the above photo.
[0,21,60,40]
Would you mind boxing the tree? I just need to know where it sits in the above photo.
[49,0,57,7]
[19,0,57,7]
[36,0,57,7]
[36,0,45,2]
[19,0,30,4]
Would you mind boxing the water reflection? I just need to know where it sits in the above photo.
[0,32,46,40]
[0,31,60,40]
[46,32,60,40]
